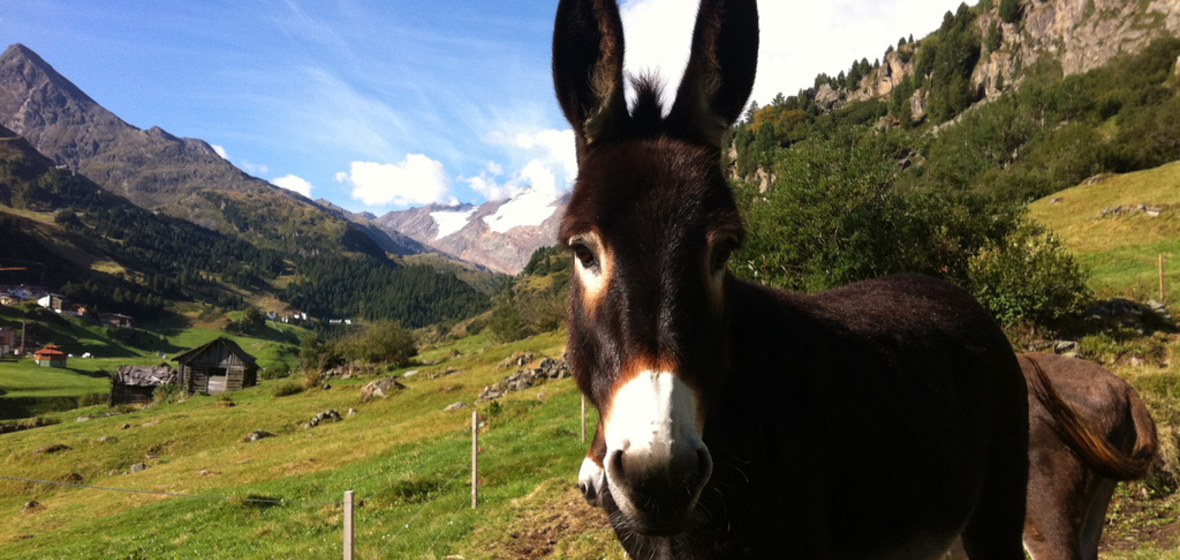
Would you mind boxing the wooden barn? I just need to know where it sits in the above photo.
[111,364,177,405]
[172,337,258,395]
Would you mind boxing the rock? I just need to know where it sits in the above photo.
[347,408,357,416]
[1130,357,1146,367]
[243,429,276,442]
[360,377,407,403]
[501,352,535,369]
[1053,340,1079,354]
[62,473,83,483]
[444,401,468,412]
[428,368,460,380]
[121,423,131,430]
[130,463,148,473]
[305,410,342,428]
[402,370,419,378]
[21,501,40,514]
[200,469,211,476]
[34,444,71,454]
[96,436,115,443]
[322,383,332,390]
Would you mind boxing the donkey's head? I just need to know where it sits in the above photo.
[553,0,758,536]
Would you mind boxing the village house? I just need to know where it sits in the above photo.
[172,337,259,395]
[36,293,68,313]
[111,364,177,405]
[99,313,133,329]
[33,343,67,368]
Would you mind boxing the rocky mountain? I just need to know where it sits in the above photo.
[0,43,387,259]
[816,0,1180,121]
[313,198,428,257]
[372,187,567,275]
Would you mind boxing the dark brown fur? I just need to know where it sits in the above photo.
[553,1,1030,557]
[1021,353,1158,560]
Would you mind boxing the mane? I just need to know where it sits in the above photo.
[628,72,666,138]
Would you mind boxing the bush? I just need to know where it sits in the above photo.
[260,363,291,380]
[967,220,1091,326]
[272,380,304,397]
[77,392,109,408]
[338,321,417,365]
[152,383,185,405]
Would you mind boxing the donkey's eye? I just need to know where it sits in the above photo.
[572,243,598,270]
[711,243,733,273]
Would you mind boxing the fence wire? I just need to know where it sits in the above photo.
[0,474,341,506]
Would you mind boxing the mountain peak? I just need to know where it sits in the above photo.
[0,43,99,111]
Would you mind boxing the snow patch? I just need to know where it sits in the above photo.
[482,187,558,234]
[431,208,477,239]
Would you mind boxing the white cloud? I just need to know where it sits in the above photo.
[474,128,577,203]
[211,144,230,160]
[271,174,315,198]
[338,155,451,207]
[240,161,270,175]
[619,0,968,110]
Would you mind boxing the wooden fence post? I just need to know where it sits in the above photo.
[1161,254,1166,304]
[343,490,354,560]
[472,410,478,509]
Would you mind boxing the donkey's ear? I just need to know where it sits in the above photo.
[552,0,628,153]
[667,0,759,148]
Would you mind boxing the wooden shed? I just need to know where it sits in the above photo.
[33,343,67,368]
[172,337,259,395]
[112,364,177,405]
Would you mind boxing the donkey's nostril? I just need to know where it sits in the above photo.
[696,446,713,488]
[609,448,625,477]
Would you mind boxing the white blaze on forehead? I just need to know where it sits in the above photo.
[604,371,703,462]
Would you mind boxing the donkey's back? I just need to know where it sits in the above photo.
[703,274,1030,558]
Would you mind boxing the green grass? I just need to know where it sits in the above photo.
[1029,160,1180,296]
[0,330,624,559]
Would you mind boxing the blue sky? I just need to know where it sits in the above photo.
[2,0,968,214]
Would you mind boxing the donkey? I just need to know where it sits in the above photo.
[1020,353,1158,560]
[553,0,1030,558]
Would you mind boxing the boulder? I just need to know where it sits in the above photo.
[306,409,342,428]
[130,462,148,473]
[243,429,276,442]
[444,401,468,412]
[501,352,534,369]
[34,444,71,455]
[360,377,407,403]
[21,501,40,514]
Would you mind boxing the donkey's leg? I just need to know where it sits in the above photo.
[961,364,1029,559]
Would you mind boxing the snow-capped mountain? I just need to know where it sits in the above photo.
[373,187,568,275]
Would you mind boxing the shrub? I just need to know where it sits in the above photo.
[967,220,1091,326]
[152,383,185,405]
[272,380,304,397]
[338,321,417,365]
[259,363,291,380]
[77,392,109,408]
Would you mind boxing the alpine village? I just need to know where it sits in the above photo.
[3,0,1180,557]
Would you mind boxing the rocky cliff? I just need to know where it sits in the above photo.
[834,0,1180,117]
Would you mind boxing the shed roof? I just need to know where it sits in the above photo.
[34,344,66,358]
[114,364,177,387]
[172,337,258,368]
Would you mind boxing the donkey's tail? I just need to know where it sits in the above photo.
[1025,356,1158,481]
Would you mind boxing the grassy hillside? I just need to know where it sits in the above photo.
[1029,161,1180,298]
[0,330,625,559]
[0,303,306,418]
